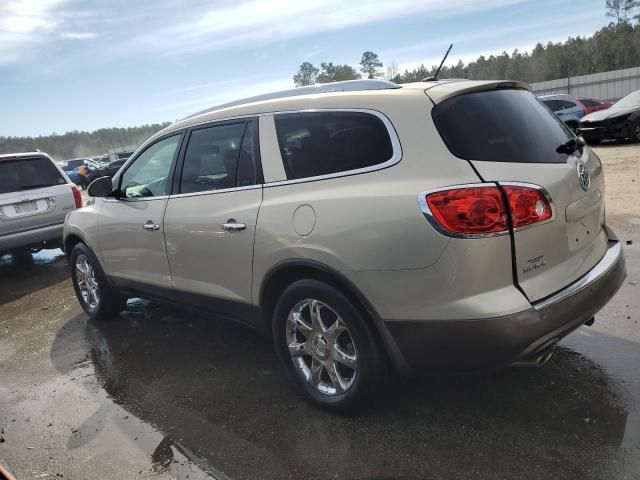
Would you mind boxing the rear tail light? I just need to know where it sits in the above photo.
[501,184,552,228]
[420,183,552,237]
[71,185,83,208]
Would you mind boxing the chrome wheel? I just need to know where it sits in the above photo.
[75,254,100,310]
[286,299,358,396]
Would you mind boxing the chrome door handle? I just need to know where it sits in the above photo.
[222,220,246,232]
[143,223,160,231]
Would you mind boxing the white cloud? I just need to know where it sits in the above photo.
[125,0,526,58]
[151,77,292,118]
[390,9,606,74]
[0,0,70,64]
[60,32,97,40]
[0,0,533,66]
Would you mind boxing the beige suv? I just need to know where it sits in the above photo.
[64,79,626,411]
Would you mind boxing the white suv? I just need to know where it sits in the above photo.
[64,79,626,410]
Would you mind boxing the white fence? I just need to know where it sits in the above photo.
[530,66,640,99]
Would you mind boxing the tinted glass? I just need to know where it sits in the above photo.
[180,122,252,194]
[274,112,393,180]
[542,100,559,111]
[0,157,66,194]
[236,121,260,187]
[120,135,181,199]
[432,89,573,164]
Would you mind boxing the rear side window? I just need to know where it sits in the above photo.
[432,89,573,164]
[0,157,66,194]
[274,111,394,180]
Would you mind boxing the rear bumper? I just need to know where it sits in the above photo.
[384,239,626,372]
[0,222,64,251]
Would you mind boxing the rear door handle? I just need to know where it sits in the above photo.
[222,219,246,232]
[143,222,160,231]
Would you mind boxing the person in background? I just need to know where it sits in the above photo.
[77,163,89,190]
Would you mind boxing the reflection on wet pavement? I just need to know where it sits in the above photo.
[2,226,638,479]
[0,249,67,305]
[43,300,640,480]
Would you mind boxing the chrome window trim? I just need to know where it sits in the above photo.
[174,113,264,133]
[169,183,262,199]
[263,108,402,188]
[418,181,556,239]
[102,195,169,203]
[417,183,510,239]
[533,241,622,311]
[497,181,556,232]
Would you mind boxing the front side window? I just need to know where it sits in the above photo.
[274,111,394,180]
[180,120,258,194]
[120,134,181,199]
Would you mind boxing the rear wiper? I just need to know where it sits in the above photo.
[556,136,585,155]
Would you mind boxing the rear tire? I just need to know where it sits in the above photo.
[69,243,126,321]
[272,279,387,412]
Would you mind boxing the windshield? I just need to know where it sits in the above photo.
[432,88,574,163]
[0,157,66,194]
[612,90,640,108]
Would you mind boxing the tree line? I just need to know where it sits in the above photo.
[0,123,170,161]
[294,0,640,86]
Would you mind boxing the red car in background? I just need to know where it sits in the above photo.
[578,97,613,114]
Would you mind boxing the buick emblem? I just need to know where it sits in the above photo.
[576,163,590,191]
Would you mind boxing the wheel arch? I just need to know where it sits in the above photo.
[63,233,85,255]
[259,259,410,374]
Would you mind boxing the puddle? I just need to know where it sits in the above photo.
[45,305,639,479]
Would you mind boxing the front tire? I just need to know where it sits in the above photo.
[69,243,125,321]
[272,279,387,412]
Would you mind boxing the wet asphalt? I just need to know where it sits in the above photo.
[0,218,639,479]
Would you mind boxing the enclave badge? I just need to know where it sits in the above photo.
[577,162,590,191]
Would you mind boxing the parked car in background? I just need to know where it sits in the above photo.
[578,90,640,144]
[94,158,127,180]
[578,97,613,115]
[540,94,586,131]
[96,150,134,165]
[64,80,625,411]
[65,158,87,171]
[1,152,82,257]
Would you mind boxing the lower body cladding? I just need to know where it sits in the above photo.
[0,222,64,252]
[376,239,626,373]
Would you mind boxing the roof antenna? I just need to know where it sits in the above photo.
[423,43,453,81]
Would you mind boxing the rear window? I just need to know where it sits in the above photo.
[274,111,394,180]
[432,89,574,164]
[0,157,66,194]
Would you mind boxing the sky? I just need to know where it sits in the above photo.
[0,0,609,137]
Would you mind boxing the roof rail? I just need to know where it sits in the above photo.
[186,79,401,119]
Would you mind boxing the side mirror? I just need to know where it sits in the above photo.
[576,135,586,148]
[87,176,114,197]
